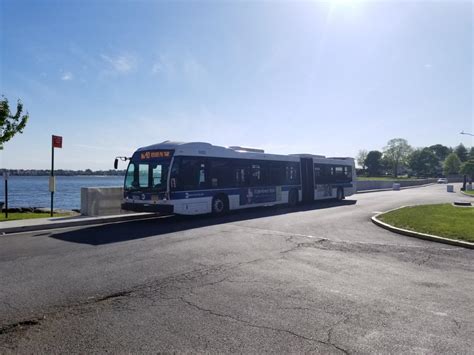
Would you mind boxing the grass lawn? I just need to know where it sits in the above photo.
[464,190,474,196]
[357,177,424,181]
[0,212,72,222]
[378,204,474,243]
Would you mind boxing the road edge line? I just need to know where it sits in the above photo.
[371,207,474,249]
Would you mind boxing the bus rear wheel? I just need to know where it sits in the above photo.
[336,187,344,201]
[212,194,228,215]
[288,189,298,207]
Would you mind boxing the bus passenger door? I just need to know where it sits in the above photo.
[300,158,314,203]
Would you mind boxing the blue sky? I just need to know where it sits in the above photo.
[1,0,472,170]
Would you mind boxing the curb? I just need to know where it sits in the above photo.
[357,182,436,194]
[460,191,474,198]
[371,207,474,249]
[0,213,159,235]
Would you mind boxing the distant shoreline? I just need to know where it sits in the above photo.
[3,175,125,177]
[0,169,126,177]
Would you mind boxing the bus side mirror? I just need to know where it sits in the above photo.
[114,158,118,170]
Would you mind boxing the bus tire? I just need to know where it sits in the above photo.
[336,187,344,201]
[288,189,298,207]
[212,194,228,215]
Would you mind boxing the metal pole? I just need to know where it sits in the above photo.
[4,178,8,219]
[51,144,54,217]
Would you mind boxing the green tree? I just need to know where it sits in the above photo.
[408,148,438,177]
[454,143,468,162]
[364,150,383,176]
[0,96,29,150]
[469,147,474,160]
[383,138,412,177]
[356,149,368,172]
[443,153,462,176]
[460,160,474,179]
[428,144,451,162]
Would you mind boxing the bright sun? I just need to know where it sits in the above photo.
[330,0,363,5]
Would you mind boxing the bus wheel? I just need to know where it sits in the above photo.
[336,187,344,201]
[212,194,228,215]
[288,189,298,207]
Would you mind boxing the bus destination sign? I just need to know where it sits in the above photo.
[140,150,172,160]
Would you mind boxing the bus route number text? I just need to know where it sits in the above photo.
[140,151,171,159]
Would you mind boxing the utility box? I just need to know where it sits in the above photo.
[392,183,401,191]
[447,185,454,193]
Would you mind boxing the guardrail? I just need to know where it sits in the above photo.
[356,179,438,192]
[356,177,466,192]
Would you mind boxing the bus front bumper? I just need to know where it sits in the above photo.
[121,202,174,214]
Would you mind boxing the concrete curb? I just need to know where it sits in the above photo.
[0,213,159,235]
[460,191,474,198]
[371,206,474,249]
[357,182,436,194]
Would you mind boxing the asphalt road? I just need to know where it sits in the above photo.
[1,184,473,354]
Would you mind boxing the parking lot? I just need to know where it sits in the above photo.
[0,184,473,353]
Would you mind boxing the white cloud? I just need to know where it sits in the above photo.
[151,55,176,77]
[101,54,137,74]
[182,57,207,79]
[151,54,208,83]
[61,71,73,81]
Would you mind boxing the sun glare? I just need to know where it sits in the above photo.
[329,0,365,8]
[326,0,366,19]
[331,0,362,3]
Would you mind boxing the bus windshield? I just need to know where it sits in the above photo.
[124,160,170,192]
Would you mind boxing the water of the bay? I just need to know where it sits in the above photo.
[0,176,124,210]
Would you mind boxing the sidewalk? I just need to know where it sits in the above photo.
[0,212,158,234]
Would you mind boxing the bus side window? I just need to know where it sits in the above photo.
[198,162,208,188]
[314,164,321,184]
[178,157,209,190]
[210,158,233,188]
[285,163,299,184]
[345,166,352,180]
[251,163,261,185]
[233,160,249,187]
[342,166,352,182]
[270,162,284,185]
[260,161,271,186]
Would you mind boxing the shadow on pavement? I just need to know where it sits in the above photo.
[46,199,357,245]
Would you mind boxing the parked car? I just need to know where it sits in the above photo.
[437,178,448,184]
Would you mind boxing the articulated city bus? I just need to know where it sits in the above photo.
[115,141,356,215]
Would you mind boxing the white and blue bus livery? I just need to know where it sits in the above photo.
[117,141,356,215]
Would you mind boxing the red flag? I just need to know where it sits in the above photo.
[52,135,63,148]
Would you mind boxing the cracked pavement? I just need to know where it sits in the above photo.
[0,184,473,353]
